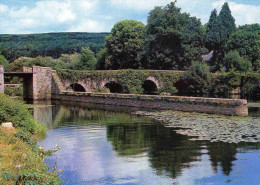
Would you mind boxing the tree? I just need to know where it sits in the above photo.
[205,9,218,51]
[218,3,236,39]
[223,50,252,74]
[204,2,236,71]
[226,24,260,71]
[57,53,81,69]
[143,1,204,70]
[96,48,107,70]
[105,20,146,69]
[77,47,97,70]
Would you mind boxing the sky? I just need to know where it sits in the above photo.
[0,0,259,34]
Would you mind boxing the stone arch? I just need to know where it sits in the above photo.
[146,76,160,88]
[70,83,86,92]
[104,81,123,93]
[142,80,159,95]
[142,76,160,95]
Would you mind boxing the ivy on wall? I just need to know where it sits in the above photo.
[56,69,181,95]
[56,69,260,99]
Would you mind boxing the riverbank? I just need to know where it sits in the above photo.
[135,110,260,143]
[0,94,61,184]
[0,127,61,184]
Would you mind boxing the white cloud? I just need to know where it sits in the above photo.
[212,0,260,25]
[109,0,172,11]
[0,0,101,34]
[0,4,8,13]
[67,20,105,32]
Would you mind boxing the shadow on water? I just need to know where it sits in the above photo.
[34,101,260,184]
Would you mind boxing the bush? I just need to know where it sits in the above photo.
[4,86,23,97]
[241,73,260,100]
[210,70,241,98]
[0,94,46,135]
[177,62,212,96]
[223,50,252,73]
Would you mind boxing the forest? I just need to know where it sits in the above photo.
[0,32,108,62]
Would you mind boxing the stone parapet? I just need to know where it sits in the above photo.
[53,92,248,116]
[0,66,4,93]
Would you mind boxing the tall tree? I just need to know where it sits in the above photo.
[205,9,218,50]
[105,20,146,69]
[218,2,236,40]
[143,1,204,70]
[204,2,236,71]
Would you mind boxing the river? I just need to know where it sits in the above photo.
[35,102,259,185]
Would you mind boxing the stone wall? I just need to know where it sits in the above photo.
[53,92,248,116]
[32,66,52,100]
[0,66,4,93]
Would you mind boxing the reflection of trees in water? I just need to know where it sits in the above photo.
[107,124,154,156]
[207,143,237,175]
[51,102,260,180]
[107,123,203,178]
[52,104,152,127]
[206,142,259,175]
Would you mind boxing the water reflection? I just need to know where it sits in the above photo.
[37,103,260,185]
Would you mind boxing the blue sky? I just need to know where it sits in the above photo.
[0,0,259,34]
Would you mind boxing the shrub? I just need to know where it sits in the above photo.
[210,70,241,98]
[177,62,212,96]
[0,94,46,135]
[4,86,23,97]
[241,73,260,100]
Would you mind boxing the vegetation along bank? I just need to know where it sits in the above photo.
[0,94,61,184]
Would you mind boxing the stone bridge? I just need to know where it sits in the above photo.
[60,74,164,94]
[0,66,177,100]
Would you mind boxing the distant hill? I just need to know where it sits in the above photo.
[0,32,109,62]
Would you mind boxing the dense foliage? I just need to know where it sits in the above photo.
[0,55,9,69]
[57,69,180,95]
[8,47,96,71]
[78,47,97,70]
[225,24,260,71]
[177,62,211,96]
[0,94,61,184]
[105,20,146,69]
[223,50,252,73]
[0,94,45,134]
[205,3,237,71]
[142,2,204,70]
[0,32,108,62]
[56,68,260,99]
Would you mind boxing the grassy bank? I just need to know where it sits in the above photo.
[0,94,61,184]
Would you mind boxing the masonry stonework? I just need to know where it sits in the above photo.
[0,66,4,93]
[32,66,52,100]
[52,92,248,116]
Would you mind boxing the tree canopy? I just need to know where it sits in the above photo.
[204,2,236,71]
[142,1,204,70]
[78,47,97,70]
[105,20,146,69]
[226,24,260,71]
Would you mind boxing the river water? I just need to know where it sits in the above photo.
[36,102,260,185]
